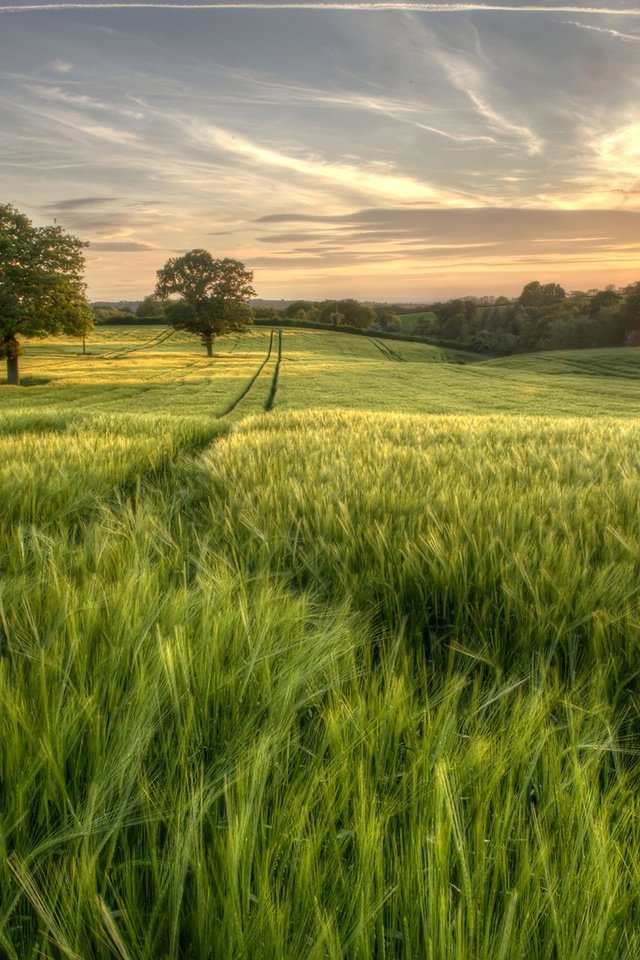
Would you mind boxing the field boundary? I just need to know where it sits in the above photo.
[99,326,177,359]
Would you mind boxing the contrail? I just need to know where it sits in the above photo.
[1,2,640,14]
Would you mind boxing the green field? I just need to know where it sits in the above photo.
[1,326,640,958]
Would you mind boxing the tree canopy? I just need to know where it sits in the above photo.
[136,294,165,319]
[155,250,255,356]
[518,281,566,307]
[1,203,92,384]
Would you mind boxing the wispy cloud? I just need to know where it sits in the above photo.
[433,48,544,155]
[41,196,121,209]
[555,18,640,40]
[189,122,483,206]
[27,84,145,117]
[90,239,158,249]
[49,57,73,71]
[2,3,640,12]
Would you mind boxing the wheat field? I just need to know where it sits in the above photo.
[1,326,639,958]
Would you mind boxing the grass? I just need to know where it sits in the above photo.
[0,327,639,957]
[3,325,639,419]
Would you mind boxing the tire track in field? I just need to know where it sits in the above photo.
[265,330,283,412]
[3,339,279,529]
[14,337,267,424]
[218,331,275,417]
[100,327,177,359]
[40,328,178,364]
[370,338,406,362]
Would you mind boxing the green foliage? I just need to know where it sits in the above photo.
[93,306,138,324]
[318,298,377,328]
[518,280,567,306]
[0,203,92,383]
[375,310,400,332]
[402,281,640,355]
[283,300,316,319]
[617,281,640,342]
[155,249,255,356]
[253,305,281,320]
[136,294,165,319]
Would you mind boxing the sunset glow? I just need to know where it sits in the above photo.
[2,0,640,300]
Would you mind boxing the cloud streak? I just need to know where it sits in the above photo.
[190,123,482,207]
[2,2,640,13]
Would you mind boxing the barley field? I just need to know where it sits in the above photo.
[1,326,639,958]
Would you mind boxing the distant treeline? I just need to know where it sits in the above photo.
[93,281,640,355]
[416,281,640,354]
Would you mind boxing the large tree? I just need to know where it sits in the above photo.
[155,249,255,357]
[0,203,92,385]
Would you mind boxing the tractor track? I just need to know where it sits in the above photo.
[264,330,283,412]
[218,331,275,417]
[370,338,405,362]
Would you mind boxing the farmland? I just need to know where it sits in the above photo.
[1,326,640,958]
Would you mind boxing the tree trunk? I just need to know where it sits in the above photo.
[6,353,19,386]
[204,337,214,358]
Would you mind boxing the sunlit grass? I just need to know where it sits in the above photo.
[4,325,639,419]
[0,327,275,418]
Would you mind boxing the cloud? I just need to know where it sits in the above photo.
[253,206,640,262]
[3,0,640,300]
[26,84,145,118]
[2,4,640,13]
[49,57,73,72]
[190,123,481,206]
[41,196,121,210]
[432,47,544,155]
[598,122,640,177]
[89,240,157,249]
[556,18,640,41]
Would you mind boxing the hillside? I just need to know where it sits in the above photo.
[483,345,640,379]
[3,325,639,419]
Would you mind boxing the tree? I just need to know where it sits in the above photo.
[283,300,315,319]
[614,282,640,345]
[517,281,566,307]
[589,286,621,319]
[376,311,400,332]
[1,203,92,385]
[155,249,255,357]
[136,294,165,319]
[320,299,376,329]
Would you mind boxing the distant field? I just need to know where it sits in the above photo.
[3,324,639,419]
[484,345,640,379]
[1,327,640,958]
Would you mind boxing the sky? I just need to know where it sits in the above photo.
[1,1,640,302]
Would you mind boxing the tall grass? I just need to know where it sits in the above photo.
[198,411,640,692]
[1,407,640,957]
[0,413,230,531]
